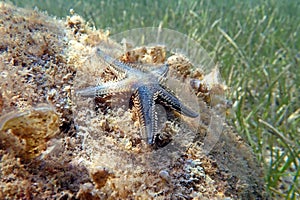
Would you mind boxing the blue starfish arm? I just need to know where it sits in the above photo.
[133,85,158,144]
[97,47,169,78]
[157,87,199,118]
[148,63,169,78]
[76,78,133,97]
[96,48,134,73]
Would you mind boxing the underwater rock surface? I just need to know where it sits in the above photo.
[0,2,266,199]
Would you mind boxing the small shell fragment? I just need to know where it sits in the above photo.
[159,170,171,183]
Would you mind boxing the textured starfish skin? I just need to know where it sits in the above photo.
[76,48,198,144]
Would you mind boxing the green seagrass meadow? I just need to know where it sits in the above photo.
[7,0,300,199]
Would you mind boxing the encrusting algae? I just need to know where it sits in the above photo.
[0,2,267,199]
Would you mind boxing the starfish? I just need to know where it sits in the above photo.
[76,48,198,145]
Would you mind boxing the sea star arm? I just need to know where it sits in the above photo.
[76,78,133,97]
[133,85,159,144]
[96,48,134,73]
[157,87,199,118]
[149,64,169,80]
[135,63,169,76]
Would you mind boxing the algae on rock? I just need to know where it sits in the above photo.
[0,2,266,199]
